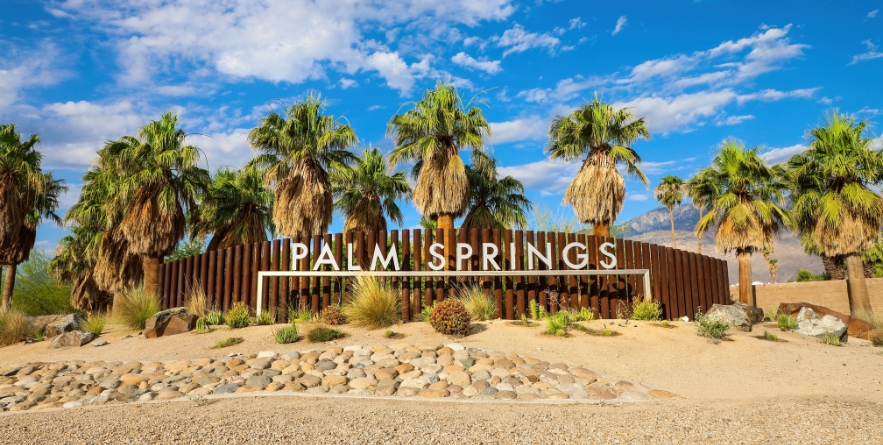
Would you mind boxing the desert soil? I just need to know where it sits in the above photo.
[2,319,882,444]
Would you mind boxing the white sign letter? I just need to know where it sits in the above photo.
[562,242,588,269]
[599,242,617,269]
[482,243,500,271]
[456,243,472,271]
[313,243,340,271]
[292,243,308,269]
[428,243,445,271]
[526,243,553,270]
[347,243,360,270]
[371,243,400,271]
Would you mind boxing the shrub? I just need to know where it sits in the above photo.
[384,329,394,338]
[255,308,276,326]
[204,309,223,325]
[321,305,346,325]
[575,323,621,336]
[871,330,883,347]
[574,308,594,322]
[33,327,46,342]
[7,251,76,316]
[418,302,437,322]
[429,298,471,336]
[763,331,779,342]
[343,276,400,329]
[529,300,540,320]
[184,286,208,319]
[194,318,213,334]
[274,323,299,344]
[546,311,572,337]
[307,326,343,343]
[0,309,32,345]
[79,312,106,336]
[115,287,161,330]
[822,332,842,346]
[661,319,670,327]
[288,306,312,324]
[459,287,495,321]
[224,303,251,329]
[778,315,798,330]
[213,337,243,348]
[631,300,662,321]
[796,269,827,282]
[697,317,730,342]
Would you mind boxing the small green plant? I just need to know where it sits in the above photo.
[287,305,312,324]
[274,323,300,344]
[32,327,46,342]
[79,312,106,336]
[321,305,347,325]
[213,336,243,348]
[307,325,343,343]
[575,323,621,337]
[764,308,777,322]
[194,318,215,334]
[546,311,572,337]
[204,309,223,325]
[762,331,787,342]
[418,302,437,322]
[0,309,32,346]
[539,306,549,320]
[778,315,798,331]
[509,314,536,327]
[459,286,496,321]
[822,333,842,346]
[115,287,161,330]
[631,300,662,321]
[384,329,394,338]
[697,317,730,342]
[529,300,540,320]
[429,298,471,336]
[224,303,251,329]
[661,320,669,327]
[574,308,594,322]
[343,276,401,329]
[255,308,276,326]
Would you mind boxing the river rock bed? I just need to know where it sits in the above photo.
[0,342,675,412]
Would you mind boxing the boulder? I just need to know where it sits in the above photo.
[733,302,764,324]
[46,314,86,338]
[794,307,849,341]
[49,330,96,348]
[144,308,196,338]
[703,304,753,331]
[777,303,876,340]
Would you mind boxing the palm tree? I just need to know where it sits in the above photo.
[50,226,113,311]
[788,111,883,313]
[461,153,531,230]
[547,97,650,237]
[102,112,210,297]
[686,171,714,254]
[333,147,410,233]
[654,175,686,248]
[191,166,275,251]
[694,139,790,304]
[249,94,357,239]
[387,80,491,232]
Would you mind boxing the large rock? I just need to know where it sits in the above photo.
[733,302,764,324]
[777,303,876,340]
[46,314,86,338]
[794,307,849,342]
[703,304,753,331]
[49,330,96,348]
[144,308,196,338]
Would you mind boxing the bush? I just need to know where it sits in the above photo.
[418,302,437,322]
[213,337,243,348]
[288,306,312,324]
[384,329,394,338]
[763,331,779,342]
[822,332,842,346]
[631,300,662,321]
[459,287,495,321]
[574,308,594,322]
[194,318,213,334]
[204,309,223,325]
[5,251,76,316]
[796,269,827,282]
[254,308,276,326]
[274,323,299,344]
[343,276,400,329]
[307,326,343,342]
[184,287,208,319]
[778,315,798,330]
[697,318,730,341]
[871,330,883,347]
[79,312,106,336]
[224,303,251,329]
[429,298,471,336]
[0,309,32,346]
[529,300,540,320]
[115,287,161,330]
[546,311,572,337]
[321,305,346,325]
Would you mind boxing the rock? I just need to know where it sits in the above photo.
[779,303,876,340]
[246,375,272,390]
[62,401,83,409]
[794,308,849,341]
[92,340,108,347]
[144,311,197,338]
[50,330,97,348]
[212,383,240,395]
[348,378,377,390]
[733,302,764,324]
[46,314,86,338]
[703,304,753,331]
[322,375,348,387]
[419,389,449,398]
[156,390,185,400]
[480,387,498,396]
[257,351,279,360]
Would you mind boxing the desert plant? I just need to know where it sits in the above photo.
[429,298,471,336]
[194,318,214,334]
[0,309,32,345]
[32,327,46,342]
[321,305,346,325]
[418,302,437,322]
[79,312,106,336]
[213,336,243,348]
[795,269,827,282]
[288,305,312,324]
[546,311,573,337]
[871,330,883,347]
[574,308,594,322]
[529,300,539,320]
[115,287,161,330]
[575,323,621,336]
[204,309,223,325]
[343,276,400,329]
[822,332,842,346]
[631,300,662,321]
[655,175,687,248]
[307,325,343,343]
[763,331,779,342]
[255,308,276,326]
[384,329,394,338]
[778,314,798,330]
[224,303,251,329]
[184,286,209,319]
[274,323,299,344]
[697,317,730,342]
[459,287,495,321]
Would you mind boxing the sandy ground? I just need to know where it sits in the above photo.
[2,319,883,444]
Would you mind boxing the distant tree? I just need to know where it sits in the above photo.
[461,153,531,230]
[191,166,274,251]
[686,170,714,254]
[333,147,410,233]
[654,175,686,248]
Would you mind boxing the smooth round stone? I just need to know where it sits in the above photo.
[396,387,418,397]
[156,390,185,400]
[495,383,514,392]
[305,386,329,394]
[472,370,491,381]
[447,385,463,393]
[496,390,517,399]
[329,385,349,394]
[480,387,498,396]
[419,389,449,398]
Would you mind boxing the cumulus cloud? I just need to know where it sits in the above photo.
[627,193,648,201]
[490,116,547,144]
[612,16,627,35]
[0,42,66,115]
[716,114,755,126]
[498,158,579,196]
[494,24,561,56]
[868,9,878,18]
[451,52,502,74]
[569,17,586,30]
[759,144,806,164]
[850,40,883,65]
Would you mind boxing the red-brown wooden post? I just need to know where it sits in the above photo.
[435,228,446,302]
[168,260,178,309]
[333,234,342,306]
[322,233,332,310]
[241,244,252,308]
[413,229,423,320]
[270,239,281,315]
[546,232,558,315]
[479,229,491,298]
[514,230,525,318]
[469,228,480,289]
[309,235,320,314]
[504,230,514,320]
[209,251,220,310]
[587,235,600,318]
[525,231,536,312]
[298,236,310,311]
[567,233,579,310]
[250,243,260,311]
[678,250,693,318]
[191,254,201,298]
[281,239,291,321]
[654,244,669,319]
[689,252,701,315]
[577,233,589,309]
[401,229,410,322]
[492,229,503,319]
[666,247,680,319]
[223,248,233,310]
[623,240,637,301]
[423,229,433,310]
[232,245,243,306]
[557,232,569,313]
[200,252,209,296]
[344,232,354,305]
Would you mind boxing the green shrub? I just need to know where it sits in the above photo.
[204,309,223,325]
[546,311,572,337]
[384,329,394,338]
[343,276,400,329]
[115,287,161,330]
[224,303,251,329]
[459,287,495,321]
[321,305,346,325]
[429,298,471,336]
[255,308,276,326]
[307,326,343,343]
[822,332,842,346]
[213,337,243,348]
[796,269,827,282]
[287,306,312,324]
[418,302,437,322]
[697,317,730,342]
[274,323,299,344]
[0,309,32,345]
[33,327,46,342]
[763,331,779,342]
[5,251,76,316]
[529,300,540,320]
[79,312,106,336]
[574,308,594,322]
[778,315,798,330]
[661,319,669,327]
[631,300,662,321]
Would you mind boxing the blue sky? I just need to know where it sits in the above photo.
[2,0,882,252]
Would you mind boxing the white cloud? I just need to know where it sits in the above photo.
[612,16,627,35]
[517,75,606,103]
[495,24,561,56]
[627,193,648,201]
[490,116,547,144]
[759,144,806,164]
[189,129,254,171]
[569,17,586,30]
[850,40,883,65]
[0,42,66,115]
[340,78,358,89]
[498,158,579,196]
[868,9,878,18]
[367,105,384,111]
[716,114,755,126]
[451,52,502,74]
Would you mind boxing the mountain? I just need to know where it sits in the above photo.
[619,205,823,284]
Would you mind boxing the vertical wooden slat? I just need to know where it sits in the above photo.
[281,239,291,320]
[653,245,669,319]
[322,234,332,310]
[310,235,320,314]
[504,230,514,320]
[268,239,279,314]
[382,230,392,310]
[169,260,179,309]
[666,247,680,319]
[567,233,579,311]
[159,263,169,309]
[637,243,649,299]
[344,232,354,305]
[536,231,547,313]
[423,229,433,310]
[623,240,636,301]
[612,238,626,318]
[689,252,702,316]
[703,255,714,310]
[241,245,251,308]
[678,250,692,319]
[181,256,192,306]
[557,232,569,313]
[232,245,243,306]
[223,248,233,310]
[209,251,219,310]
[492,229,503,319]
[587,236,600,318]
[577,234,589,309]
[435,228,445,303]
[413,229,423,320]
[670,249,684,319]
[525,231,536,313]
[480,228,492,299]
[469,228,480,289]
[401,229,410,322]
[200,252,209,296]
[298,236,309,311]
[514,230,525,318]
[191,255,200,298]
[250,243,260,312]
[333,234,342,306]
[256,241,268,314]
[157,262,166,308]
[722,259,731,302]
[547,232,559,315]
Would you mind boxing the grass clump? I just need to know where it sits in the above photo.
[546,311,572,337]
[418,302,437,322]
[288,305,312,324]
[321,305,346,325]
[574,308,594,322]
[307,326,343,343]
[509,314,536,327]
[213,337,243,348]
[696,309,730,343]
[115,287,161,330]
[762,331,787,342]
[343,276,400,330]
[871,330,883,347]
[0,309,32,346]
[33,327,46,342]
[631,300,662,321]
[184,287,208,319]
[254,308,276,326]
[194,318,215,334]
[778,315,798,331]
[822,332,842,346]
[574,323,621,337]
[274,323,300,344]
[79,312,106,336]
[204,309,223,325]
[529,300,540,320]
[384,329,394,338]
[460,287,496,321]
[224,303,251,329]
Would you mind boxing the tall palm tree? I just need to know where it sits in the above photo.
[102,112,210,297]
[333,147,410,233]
[547,97,650,237]
[387,80,491,232]
[249,94,357,239]
[50,226,113,311]
[654,175,686,248]
[686,171,714,254]
[788,111,883,313]
[461,153,531,230]
[695,139,790,304]
[191,166,275,251]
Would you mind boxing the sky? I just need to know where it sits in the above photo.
[2,0,882,253]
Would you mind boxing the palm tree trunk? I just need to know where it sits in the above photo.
[737,249,752,304]
[668,206,677,248]
[845,254,872,313]
[593,222,610,237]
[142,255,162,297]
[2,265,16,311]
[696,207,703,254]
[437,214,454,273]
